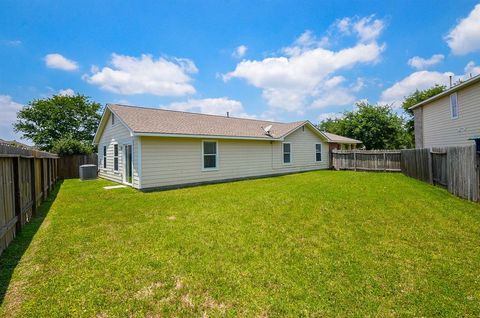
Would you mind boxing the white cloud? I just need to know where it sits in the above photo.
[317,112,344,123]
[163,97,256,119]
[0,95,24,141]
[58,88,74,96]
[379,71,454,106]
[44,53,78,71]
[3,40,22,47]
[464,61,480,76]
[336,15,385,43]
[445,4,480,55]
[311,88,356,109]
[224,20,385,114]
[84,54,197,96]
[408,54,444,70]
[232,45,248,58]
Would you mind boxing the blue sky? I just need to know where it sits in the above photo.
[1,0,480,142]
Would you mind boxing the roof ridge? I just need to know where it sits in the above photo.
[108,103,302,125]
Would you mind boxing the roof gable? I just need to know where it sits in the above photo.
[106,104,306,140]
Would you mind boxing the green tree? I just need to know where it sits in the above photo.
[14,94,102,152]
[51,136,93,156]
[401,84,446,146]
[318,101,409,150]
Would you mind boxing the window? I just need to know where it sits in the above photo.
[203,141,217,170]
[103,145,107,168]
[450,93,458,119]
[283,143,291,164]
[111,113,115,125]
[113,144,119,171]
[315,144,322,162]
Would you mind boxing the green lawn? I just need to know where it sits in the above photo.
[1,171,480,317]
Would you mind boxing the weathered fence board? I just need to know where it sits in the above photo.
[58,154,98,179]
[0,143,58,256]
[332,150,401,172]
[402,145,479,202]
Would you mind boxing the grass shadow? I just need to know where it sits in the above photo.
[0,180,63,305]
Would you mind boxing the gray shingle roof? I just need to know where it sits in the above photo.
[322,132,362,144]
[108,104,307,139]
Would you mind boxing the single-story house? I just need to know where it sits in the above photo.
[410,74,480,148]
[93,104,361,190]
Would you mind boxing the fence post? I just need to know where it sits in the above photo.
[383,153,386,172]
[428,149,433,184]
[353,151,357,171]
[12,157,22,233]
[30,157,37,217]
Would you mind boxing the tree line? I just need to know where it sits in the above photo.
[12,85,445,154]
[318,85,446,149]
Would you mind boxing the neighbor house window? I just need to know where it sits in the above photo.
[283,143,291,164]
[203,141,217,170]
[113,144,119,171]
[315,144,322,162]
[103,145,107,169]
[450,93,458,119]
[111,113,115,125]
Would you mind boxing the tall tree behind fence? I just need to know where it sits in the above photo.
[401,145,479,202]
[0,143,58,255]
[58,154,98,179]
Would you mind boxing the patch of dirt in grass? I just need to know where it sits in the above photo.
[134,282,165,300]
[181,294,194,308]
[167,215,176,221]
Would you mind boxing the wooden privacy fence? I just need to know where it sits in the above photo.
[332,150,402,172]
[58,154,98,179]
[0,143,58,255]
[401,145,480,202]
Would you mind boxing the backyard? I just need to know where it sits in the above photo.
[1,171,479,317]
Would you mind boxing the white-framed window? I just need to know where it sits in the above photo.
[315,143,322,162]
[111,113,115,125]
[283,142,291,164]
[202,141,218,170]
[113,144,119,171]
[103,145,107,169]
[450,93,458,119]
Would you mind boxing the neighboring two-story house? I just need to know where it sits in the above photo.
[410,74,480,148]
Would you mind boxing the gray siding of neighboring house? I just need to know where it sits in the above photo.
[419,82,480,148]
[97,111,140,188]
[140,125,329,189]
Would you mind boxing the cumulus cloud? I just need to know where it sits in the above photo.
[379,71,454,106]
[84,53,198,96]
[336,15,385,43]
[408,54,444,70]
[224,19,385,114]
[445,4,480,55]
[317,112,344,123]
[163,97,256,118]
[232,45,248,58]
[44,53,79,71]
[58,88,75,96]
[464,61,480,76]
[0,95,24,140]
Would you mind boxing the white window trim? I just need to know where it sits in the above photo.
[315,143,322,162]
[283,142,292,164]
[113,143,119,172]
[123,142,133,185]
[450,92,458,119]
[202,140,219,171]
[102,145,107,169]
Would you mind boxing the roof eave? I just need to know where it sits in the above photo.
[133,132,282,141]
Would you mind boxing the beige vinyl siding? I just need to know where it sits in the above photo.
[141,125,328,189]
[97,112,140,188]
[422,82,480,148]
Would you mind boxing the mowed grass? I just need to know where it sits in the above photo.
[1,171,480,317]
